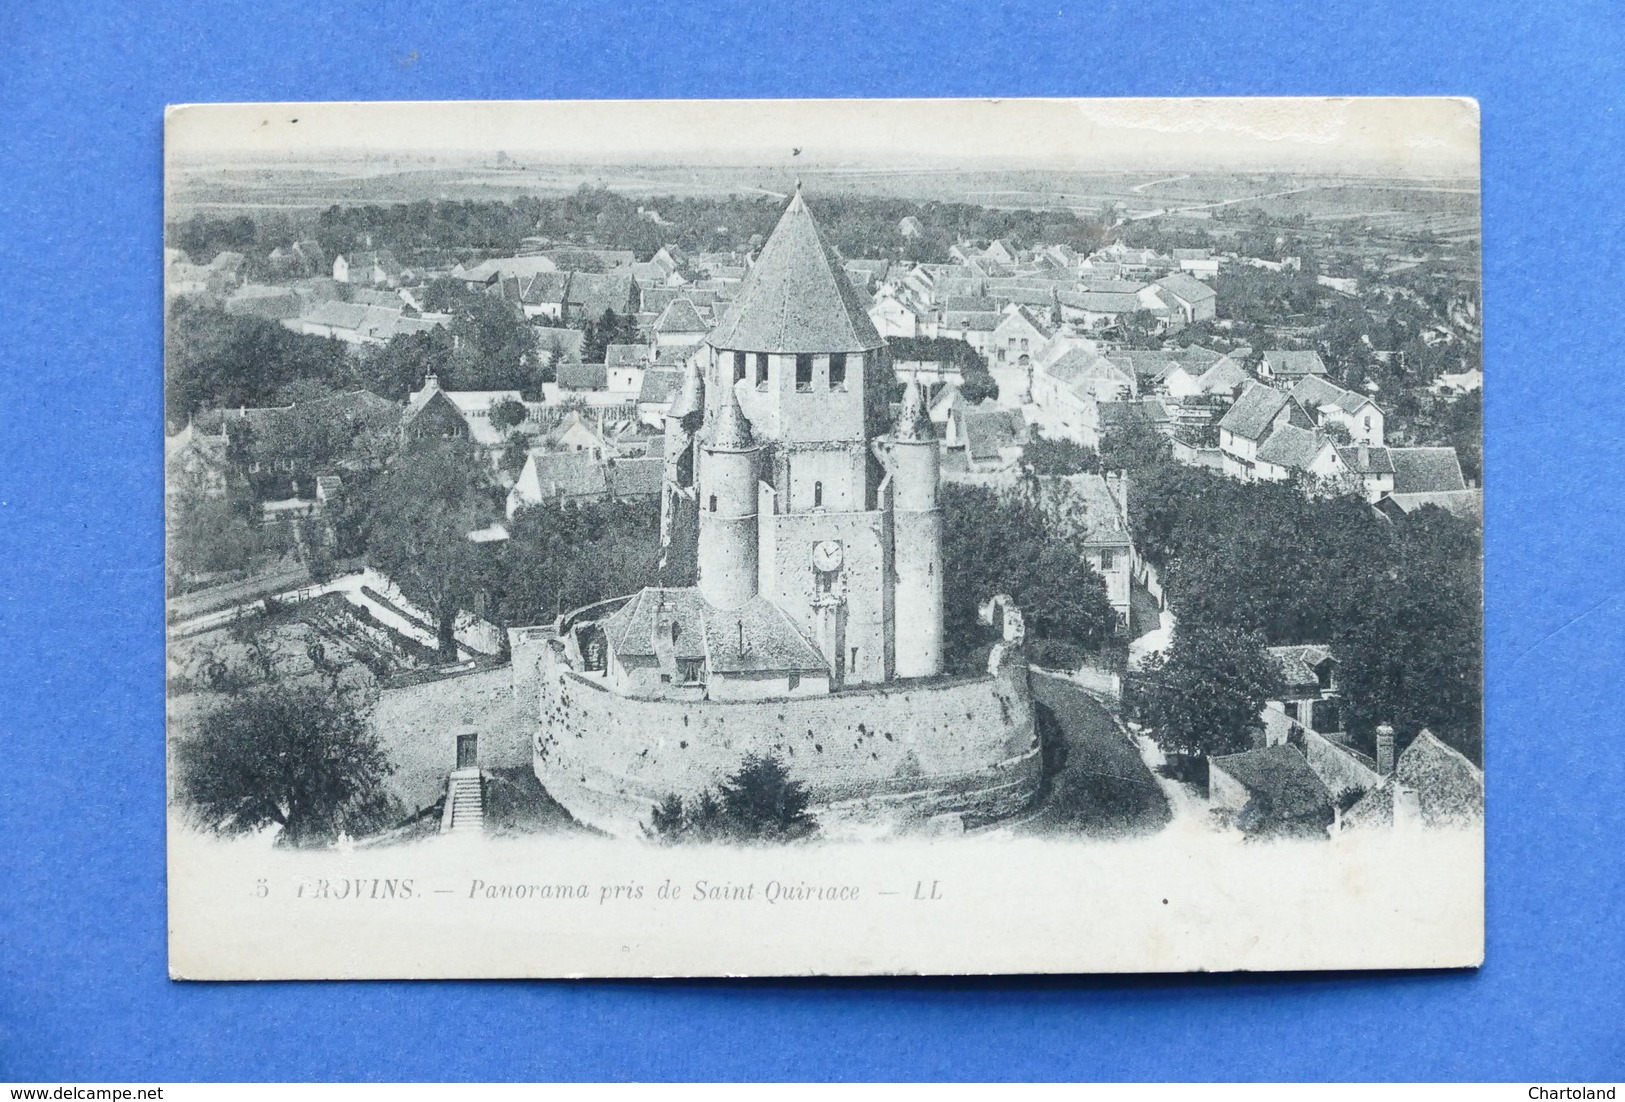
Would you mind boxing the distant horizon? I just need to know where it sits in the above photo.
[167,98,1480,180]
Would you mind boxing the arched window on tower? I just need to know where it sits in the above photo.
[813,481,823,508]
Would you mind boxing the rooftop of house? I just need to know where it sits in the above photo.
[605,343,648,369]
[601,587,828,674]
[1098,397,1172,431]
[1218,383,1293,442]
[960,403,1028,463]
[1388,447,1467,494]
[639,367,683,404]
[1379,489,1483,523]
[942,311,1002,332]
[518,449,609,500]
[455,255,559,283]
[605,456,665,498]
[556,362,610,392]
[1255,422,1333,471]
[705,190,883,355]
[1035,473,1133,548]
[1267,644,1336,693]
[1153,272,1218,303]
[1195,357,1251,394]
[1261,349,1329,377]
[1344,730,1484,829]
[653,297,710,335]
[1337,445,1396,475]
[1057,290,1144,313]
[1209,744,1333,823]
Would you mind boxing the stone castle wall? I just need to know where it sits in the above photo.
[517,630,1041,838]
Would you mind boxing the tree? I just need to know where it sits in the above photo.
[1099,418,1172,477]
[365,439,492,658]
[176,682,396,847]
[489,396,529,433]
[1130,625,1284,759]
[1022,434,1101,476]
[940,483,1121,670]
[959,370,999,405]
[648,754,814,843]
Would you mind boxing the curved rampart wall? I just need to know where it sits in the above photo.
[528,641,1041,838]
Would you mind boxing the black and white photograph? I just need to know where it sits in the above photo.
[163,98,1483,979]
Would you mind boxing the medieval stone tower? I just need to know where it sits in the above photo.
[658,187,945,685]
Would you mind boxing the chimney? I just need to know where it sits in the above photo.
[1375,724,1396,776]
[425,372,439,391]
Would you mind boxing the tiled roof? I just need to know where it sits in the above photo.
[639,286,683,314]
[1261,350,1328,377]
[638,367,683,404]
[701,598,829,675]
[565,270,635,316]
[605,343,648,369]
[602,587,828,674]
[1209,745,1332,823]
[522,450,608,499]
[456,256,559,283]
[1256,422,1331,471]
[1291,374,1348,409]
[705,191,883,354]
[1379,489,1482,522]
[606,456,665,498]
[960,404,1027,462]
[942,311,1001,332]
[653,297,709,335]
[1098,398,1171,431]
[1153,273,1217,304]
[1344,730,1483,828]
[1267,644,1335,692]
[1218,383,1292,442]
[1336,445,1395,475]
[942,295,998,313]
[1195,358,1250,394]
[556,362,609,391]
[1388,447,1467,494]
[518,270,571,304]
[1107,350,1180,384]
[1058,290,1144,313]
[1035,473,1132,547]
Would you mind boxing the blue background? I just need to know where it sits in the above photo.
[0,0,1620,1082]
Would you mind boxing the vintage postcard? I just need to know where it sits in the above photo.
[164,98,1483,979]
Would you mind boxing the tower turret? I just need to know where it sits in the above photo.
[659,358,706,582]
[696,384,762,610]
[887,377,944,678]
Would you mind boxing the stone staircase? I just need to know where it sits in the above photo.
[440,768,485,834]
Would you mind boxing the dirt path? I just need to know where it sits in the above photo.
[1018,672,1170,838]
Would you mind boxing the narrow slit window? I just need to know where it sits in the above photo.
[734,351,747,382]
[813,481,823,508]
[708,494,717,512]
[828,352,846,389]
[795,354,813,392]
[755,353,769,387]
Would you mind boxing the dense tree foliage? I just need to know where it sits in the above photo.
[648,754,815,844]
[165,299,349,424]
[486,498,662,628]
[1021,435,1101,477]
[364,439,494,658]
[176,681,396,847]
[1130,625,1285,759]
[1128,459,1482,759]
[941,482,1121,672]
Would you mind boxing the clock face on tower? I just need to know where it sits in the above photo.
[812,540,843,573]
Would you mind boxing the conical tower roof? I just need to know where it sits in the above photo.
[892,376,935,442]
[706,188,884,355]
[668,357,705,420]
[704,382,757,451]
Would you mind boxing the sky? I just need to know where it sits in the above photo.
[167,97,1480,177]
